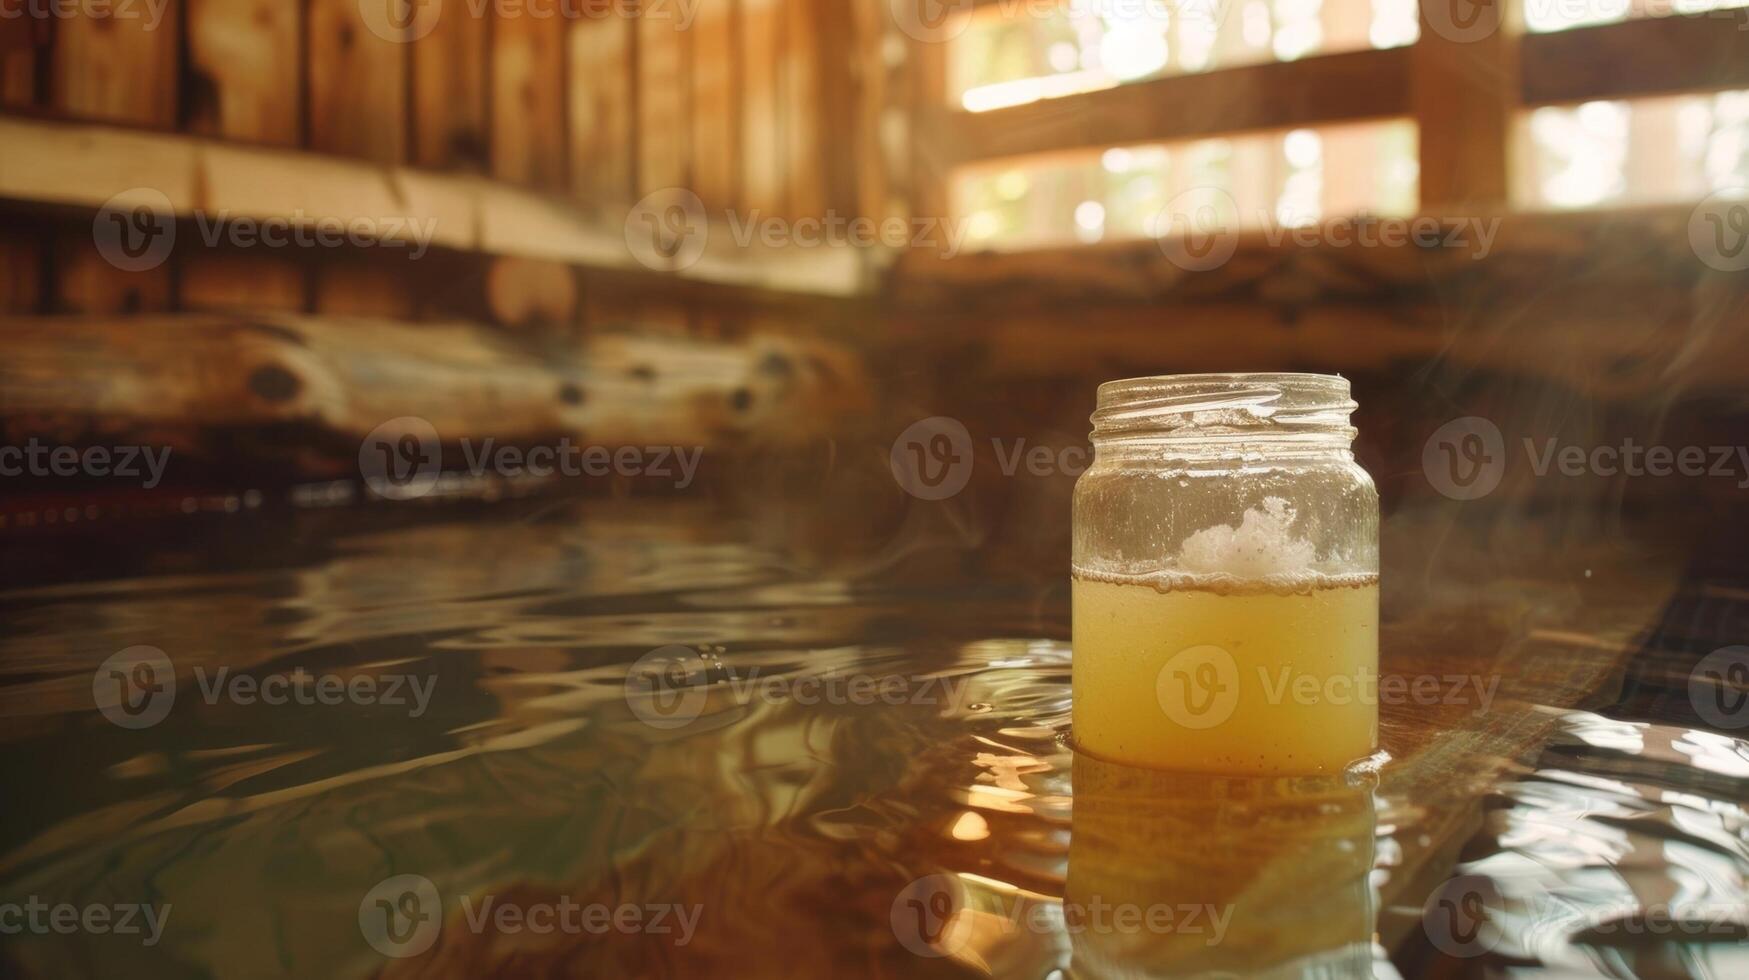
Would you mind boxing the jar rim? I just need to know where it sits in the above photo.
[1091,372,1357,446]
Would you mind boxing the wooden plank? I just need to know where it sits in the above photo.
[637,7,691,194]
[925,46,1412,167]
[0,117,870,297]
[781,0,823,218]
[908,25,948,226]
[1521,14,1749,105]
[1412,1,1514,209]
[185,0,301,145]
[411,0,489,171]
[307,0,407,164]
[52,232,171,314]
[0,3,45,108]
[315,259,415,319]
[491,6,567,187]
[0,226,42,313]
[738,0,783,212]
[568,15,634,209]
[180,253,307,312]
[49,1,178,126]
[689,0,739,209]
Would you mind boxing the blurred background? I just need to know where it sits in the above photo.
[0,1,1747,978]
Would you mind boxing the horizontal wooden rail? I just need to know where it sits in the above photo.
[0,115,871,298]
[1521,13,1749,105]
[925,14,1749,170]
[922,46,1414,165]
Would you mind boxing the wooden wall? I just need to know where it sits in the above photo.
[0,0,895,332]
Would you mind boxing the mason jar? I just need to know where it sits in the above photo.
[1071,374,1380,775]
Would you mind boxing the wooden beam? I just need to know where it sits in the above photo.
[0,115,871,297]
[922,47,1412,166]
[1412,0,1516,210]
[1521,14,1749,106]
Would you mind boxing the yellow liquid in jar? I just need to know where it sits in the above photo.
[1072,576,1379,775]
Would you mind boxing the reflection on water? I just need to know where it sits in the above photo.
[0,500,1743,978]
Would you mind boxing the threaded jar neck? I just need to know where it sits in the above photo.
[1090,373,1357,453]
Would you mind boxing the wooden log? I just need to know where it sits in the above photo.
[567,13,634,209]
[184,0,301,145]
[49,0,178,126]
[308,0,406,164]
[411,0,489,171]
[491,5,567,187]
[0,313,876,479]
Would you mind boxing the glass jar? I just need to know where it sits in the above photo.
[1071,374,1380,775]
